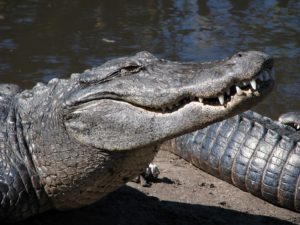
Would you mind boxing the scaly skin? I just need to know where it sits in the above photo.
[0,51,273,221]
[163,110,300,212]
[279,112,300,130]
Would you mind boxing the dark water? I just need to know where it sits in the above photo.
[0,0,300,118]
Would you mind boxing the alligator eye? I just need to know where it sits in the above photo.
[121,65,144,74]
[120,65,145,78]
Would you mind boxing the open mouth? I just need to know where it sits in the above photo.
[150,67,274,113]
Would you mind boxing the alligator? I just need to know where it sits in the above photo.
[0,51,273,222]
[161,109,300,213]
[279,112,300,130]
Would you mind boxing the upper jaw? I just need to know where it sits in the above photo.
[66,51,274,113]
[151,52,274,112]
[131,66,274,114]
[71,66,273,114]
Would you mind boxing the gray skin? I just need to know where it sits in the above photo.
[162,110,300,212]
[279,112,300,130]
[0,51,273,222]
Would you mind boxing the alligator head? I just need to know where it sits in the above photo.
[279,112,300,130]
[63,51,274,150]
[15,51,274,209]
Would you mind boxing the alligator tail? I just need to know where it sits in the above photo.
[161,111,300,212]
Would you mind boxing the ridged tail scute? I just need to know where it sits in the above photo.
[168,111,300,212]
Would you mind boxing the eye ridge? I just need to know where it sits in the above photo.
[120,65,145,75]
[79,65,145,85]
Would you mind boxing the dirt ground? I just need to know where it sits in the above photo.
[15,150,300,225]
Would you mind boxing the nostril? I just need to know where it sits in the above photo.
[237,53,242,57]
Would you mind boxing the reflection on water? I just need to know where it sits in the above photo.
[0,0,299,117]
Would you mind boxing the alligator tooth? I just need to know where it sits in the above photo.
[250,79,257,90]
[218,95,224,105]
[198,97,203,103]
[236,86,243,95]
[297,125,300,130]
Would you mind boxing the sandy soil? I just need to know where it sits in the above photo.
[15,150,300,225]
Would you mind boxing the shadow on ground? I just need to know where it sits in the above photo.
[13,186,296,225]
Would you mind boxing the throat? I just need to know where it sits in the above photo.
[50,145,159,209]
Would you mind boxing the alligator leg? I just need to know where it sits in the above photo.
[160,110,300,212]
[134,163,160,187]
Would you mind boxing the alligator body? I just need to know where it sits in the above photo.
[0,51,273,221]
[163,110,300,212]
